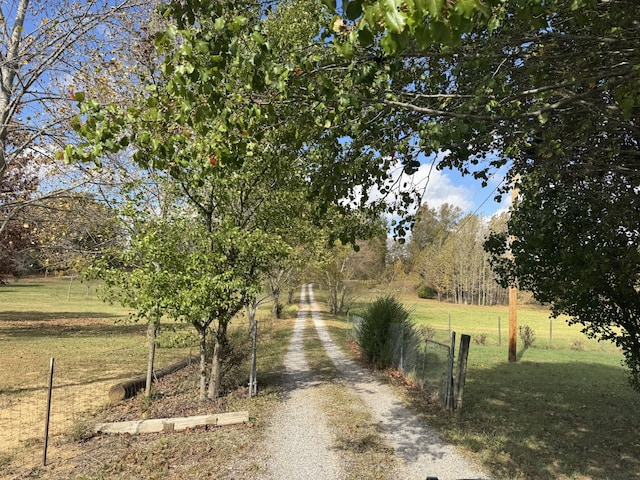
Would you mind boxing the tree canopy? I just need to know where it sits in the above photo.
[64,0,640,392]
[333,0,639,388]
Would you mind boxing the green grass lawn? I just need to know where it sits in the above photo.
[3,279,639,479]
[339,289,640,480]
[0,277,196,395]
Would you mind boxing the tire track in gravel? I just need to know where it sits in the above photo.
[260,283,344,480]
[306,284,489,480]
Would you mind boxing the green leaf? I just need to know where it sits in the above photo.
[346,1,363,20]
[430,21,451,44]
[358,27,374,46]
[413,24,431,48]
[334,40,354,57]
[252,31,266,46]
[321,0,337,11]
[380,32,399,53]
[423,0,442,17]
[214,17,225,31]
[196,40,209,53]
[453,0,477,18]
[382,0,406,33]
[74,91,85,102]
[230,16,248,32]
[165,24,178,41]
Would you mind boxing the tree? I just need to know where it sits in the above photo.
[485,160,640,390]
[94,206,289,400]
[0,0,160,288]
[440,0,640,387]
[0,155,40,279]
[0,0,152,186]
[326,0,639,385]
[76,0,390,399]
[317,223,387,314]
[34,193,123,275]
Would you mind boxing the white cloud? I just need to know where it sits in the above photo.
[414,165,475,212]
[345,152,513,220]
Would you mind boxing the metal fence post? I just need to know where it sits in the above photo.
[399,322,404,371]
[43,357,54,466]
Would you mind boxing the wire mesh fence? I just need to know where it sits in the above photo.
[348,314,454,405]
[0,360,117,473]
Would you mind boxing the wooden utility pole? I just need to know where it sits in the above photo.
[508,286,518,362]
[508,176,520,363]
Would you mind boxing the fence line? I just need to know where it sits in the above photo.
[0,367,116,474]
[347,314,458,406]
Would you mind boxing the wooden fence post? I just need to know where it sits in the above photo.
[455,334,471,411]
[446,331,456,410]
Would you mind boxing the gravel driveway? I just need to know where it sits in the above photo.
[261,284,489,480]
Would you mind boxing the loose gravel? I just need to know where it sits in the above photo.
[261,284,343,480]
[308,286,488,480]
[260,283,489,480]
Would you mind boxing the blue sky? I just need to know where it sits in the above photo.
[393,152,512,219]
[423,163,511,217]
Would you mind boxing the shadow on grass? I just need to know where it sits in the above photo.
[0,311,122,322]
[516,347,528,361]
[0,283,45,289]
[0,372,147,396]
[0,321,144,338]
[422,359,640,480]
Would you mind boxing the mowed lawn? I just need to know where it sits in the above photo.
[0,277,194,395]
[3,279,639,479]
[351,292,640,480]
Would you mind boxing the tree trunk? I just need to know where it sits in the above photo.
[144,321,158,398]
[287,288,294,304]
[271,289,280,319]
[338,284,347,313]
[207,321,228,399]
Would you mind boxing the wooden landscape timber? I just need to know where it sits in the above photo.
[94,411,250,434]
[108,356,198,403]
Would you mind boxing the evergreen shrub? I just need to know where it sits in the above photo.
[355,295,413,368]
[417,285,437,299]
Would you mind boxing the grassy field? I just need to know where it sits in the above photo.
[0,277,198,394]
[2,279,639,479]
[331,289,640,480]
[0,277,198,471]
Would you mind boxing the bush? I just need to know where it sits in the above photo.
[355,295,414,368]
[518,325,536,348]
[417,324,437,341]
[417,285,437,299]
[473,333,488,345]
